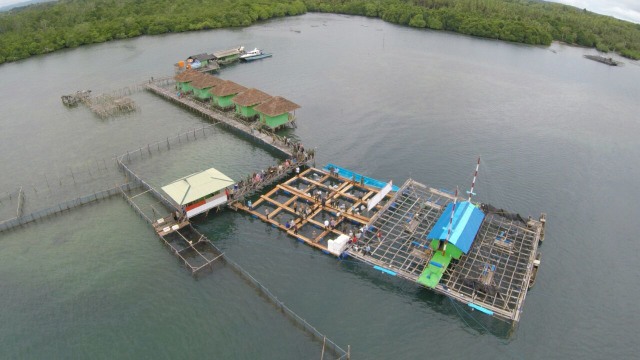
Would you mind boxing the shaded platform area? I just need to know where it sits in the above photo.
[347,179,545,322]
[234,167,394,256]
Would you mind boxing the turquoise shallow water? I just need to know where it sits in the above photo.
[1,13,640,359]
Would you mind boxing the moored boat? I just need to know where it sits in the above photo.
[240,48,273,62]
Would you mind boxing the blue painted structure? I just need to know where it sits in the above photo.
[323,163,400,191]
[469,303,494,316]
[427,201,485,254]
[373,265,397,276]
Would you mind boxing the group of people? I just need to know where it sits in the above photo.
[229,147,314,202]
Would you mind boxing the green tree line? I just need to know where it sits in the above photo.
[305,0,640,58]
[1,0,639,65]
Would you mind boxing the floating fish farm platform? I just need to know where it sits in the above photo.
[234,166,394,255]
[236,164,545,323]
[348,179,546,322]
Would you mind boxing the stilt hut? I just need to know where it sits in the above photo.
[209,80,247,110]
[190,74,225,101]
[174,70,203,93]
[161,168,235,219]
[232,88,272,119]
[254,96,301,129]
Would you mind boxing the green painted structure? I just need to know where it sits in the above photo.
[417,251,452,288]
[213,47,243,65]
[253,96,300,129]
[174,70,203,93]
[190,74,225,100]
[209,80,247,109]
[231,88,272,119]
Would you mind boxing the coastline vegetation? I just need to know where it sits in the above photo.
[1,0,639,65]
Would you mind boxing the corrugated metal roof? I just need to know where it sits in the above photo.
[161,168,234,205]
[213,48,241,58]
[188,53,216,61]
[426,201,485,254]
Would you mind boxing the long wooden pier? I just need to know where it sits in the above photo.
[146,83,297,158]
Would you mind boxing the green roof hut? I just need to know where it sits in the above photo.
[213,47,243,65]
[254,96,301,130]
[174,70,202,93]
[231,88,272,119]
[209,80,247,110]
[190,74,225,101]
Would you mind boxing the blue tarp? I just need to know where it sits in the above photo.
[426,201,485,254]
[323,163,399,191]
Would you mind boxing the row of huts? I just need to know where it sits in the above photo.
[174,70,300,130]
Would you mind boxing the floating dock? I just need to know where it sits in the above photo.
[234,163,545,323]
[234,167,394,255]
[348,179,545,322]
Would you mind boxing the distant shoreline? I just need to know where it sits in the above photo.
[1,0,639,65]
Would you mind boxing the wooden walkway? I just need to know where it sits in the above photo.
[146,83,295,158]
[235,167,394,255]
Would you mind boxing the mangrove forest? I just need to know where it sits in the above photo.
[1,0,639,65]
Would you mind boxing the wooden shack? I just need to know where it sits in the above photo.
[254,96,300,129]
[190,74,225,100]
[208,80,247,110]
[232,88,272,119]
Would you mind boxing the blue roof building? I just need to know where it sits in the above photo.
[427,201,485,258]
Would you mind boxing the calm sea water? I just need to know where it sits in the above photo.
[1,13,639,359]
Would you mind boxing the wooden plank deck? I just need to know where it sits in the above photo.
[234,167,395,255]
